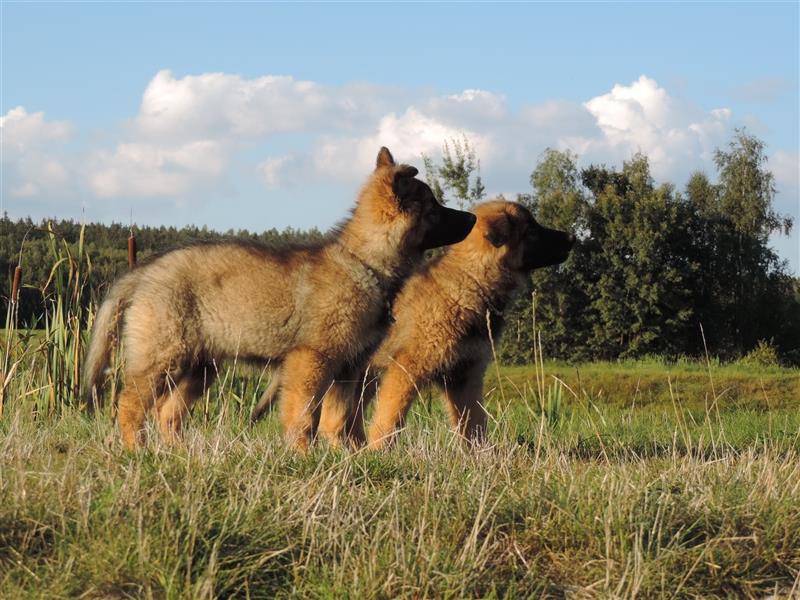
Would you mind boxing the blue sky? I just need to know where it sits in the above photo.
[3,2,798,271]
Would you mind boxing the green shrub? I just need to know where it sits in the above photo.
[739,339,782,367]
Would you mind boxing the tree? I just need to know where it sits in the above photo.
[711,129,795,354]
[500,149,594,362]
[422,136,486,208]
[586,155,696,358]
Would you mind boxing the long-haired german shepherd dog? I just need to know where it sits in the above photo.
[258,200,575,449]
[83,148,476,450]
[365,200,573,448]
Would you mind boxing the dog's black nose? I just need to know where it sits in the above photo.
[567,233,576,245]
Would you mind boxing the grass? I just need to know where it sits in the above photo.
[1,361,800,598]
[494,360,800,413]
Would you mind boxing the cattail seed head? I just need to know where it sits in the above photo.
[11,265,22,304]
[128,235,137,270]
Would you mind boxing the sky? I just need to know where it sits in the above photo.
[2,2,799,272]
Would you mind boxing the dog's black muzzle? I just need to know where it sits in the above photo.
[524,227,576,269]
[422,206,477,250]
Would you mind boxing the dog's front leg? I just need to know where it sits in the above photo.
[367,362,419,449]
[279,349,335,452]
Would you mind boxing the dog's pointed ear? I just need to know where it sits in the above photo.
[376,147,395,169]
[484,212,511,248]
[392,166,419,203]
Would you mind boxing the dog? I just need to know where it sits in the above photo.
[83,147,476,450]
[363,199,574,448]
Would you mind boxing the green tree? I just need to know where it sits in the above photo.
[712,129,794,355]
[422,136,486,208]
[583,155,695,358]
[500,149,593,362]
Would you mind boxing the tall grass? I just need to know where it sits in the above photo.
[2,223,95,418]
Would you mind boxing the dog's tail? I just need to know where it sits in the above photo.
[82,271,140,410]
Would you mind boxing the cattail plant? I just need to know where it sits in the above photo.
[30,222,95,415]
[11,265,22,305]
[128,230,137,269]
[1,232,30,418]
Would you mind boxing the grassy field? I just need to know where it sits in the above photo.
[2,340,800,598]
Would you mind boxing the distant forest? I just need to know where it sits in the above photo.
[3,130,799,365]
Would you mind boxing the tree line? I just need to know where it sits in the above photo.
[0,219,325,327]
[3,130,799,364]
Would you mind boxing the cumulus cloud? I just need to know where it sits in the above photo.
[3,73,745,207]
[580,75,732,177]
[135,69,394,141]
[1,106,72,155]
[1,106,73,199]
[82,70,405,199]
[421,89,507,127]
[305,75,735,187]
[73,71,742,202]
[314,107,491,181]
[88,140,226,198]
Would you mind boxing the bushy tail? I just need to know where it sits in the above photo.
[82,271,140,410]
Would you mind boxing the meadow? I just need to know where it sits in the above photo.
[2,322,800,598]
[2,234,800,598]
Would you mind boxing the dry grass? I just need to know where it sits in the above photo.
[1,382,799,598]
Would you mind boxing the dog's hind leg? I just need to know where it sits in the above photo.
[442,363,489,444]
[157,366,211,445]
[318,379,356,448]
[250,365,282,425]
[344,370,378,448]
[118,373,163,450]
[318,366,378,449]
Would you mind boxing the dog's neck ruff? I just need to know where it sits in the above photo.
[462,271,506,316]
[335,242,402,309]
[448,262,515,317]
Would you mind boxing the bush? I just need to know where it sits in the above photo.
[738,339,782,367]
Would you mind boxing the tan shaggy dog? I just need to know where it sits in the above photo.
[83,148,476,451]
[363,200,575,448]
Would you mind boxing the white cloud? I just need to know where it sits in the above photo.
[1,106,73,199]
[82,70,405,198]
[2,73,741,207]
[581,75,732,177]
[88,140,226,198]
[135,69,393,142]
[423,89,507,125]
[770,150,799,189]
[255,154,307,189]
[314,107,491,181]
[306,75,734,188]
[1,106,72,156]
